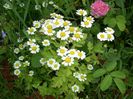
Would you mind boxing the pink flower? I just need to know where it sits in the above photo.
[90,0,110,18]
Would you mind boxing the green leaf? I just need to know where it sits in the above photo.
[31,53,42,67]
[116,15,126,31]
[38,83,48,96]
[105,60,117,72]
[103,17,116,27]
[93,42,104,53]
[114,78,126,94]
[100,75,112,91]
[93,69,106,78]
[111,71,126,79]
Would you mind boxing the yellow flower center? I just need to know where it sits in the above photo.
[60,32,66,37]
[60,49,65,53]
[107,34,112,39]
[15,63,19,67]
[74,33,80,38]
[70,51,75,55]
[63,21,68,26]
[32,46,37,51]
[69,27,75,32]
[65,57,71,63]
[47,29,52,33]
[29,28,34,32]
[87,17,92,21]
[54,21,59,25]
[47,25,52,29]
[80,75,85,79]
[78,52,82,57]
[79,10,84,15]
[84,21,89,25]
[100,34,105,38]
[49,60,54,64]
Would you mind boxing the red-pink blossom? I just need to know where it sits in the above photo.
[91,0,110,18]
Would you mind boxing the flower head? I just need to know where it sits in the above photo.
[62,56,74,66]
[42,39,50,46]
[47,58,56,67]
[97,32,107,41]
[51,62,60,70]
[71,84,79,92]
[105,27,115,34]
[76,9,87,16]
[13,61,21,69]
[29,44,40,54]
[14,69,21,76]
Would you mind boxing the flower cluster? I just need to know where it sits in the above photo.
[73,72,87,82]
[97,27,115,41]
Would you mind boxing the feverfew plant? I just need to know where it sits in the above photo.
[12,9,116,98]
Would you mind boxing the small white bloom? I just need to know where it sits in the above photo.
[63,20,72,27]
[33,21,41,28]
[27,39,36,46]
[65,26,77,33]
[40,58,46,65]
[19,56,24,61]
[78,74,87,82]
[83,16,95,23]
[53,18,63,28]
[105,27,115,34]
[62,56,74,66]
[47,58,56,67]
[14,69,21,76]
[3,3,12,9]
[13,61,21,69]
[97,32,107,41]
[73,72,80,78]
[53,4,59,9]
[14,48,20,54]
[42,1,48,7]
[42,39,50,46]
[35,5,41,10]
[44,28,55,36]
[68,49,77,58]
[81,21,92,28]
[56,30,70,40]
[29,70,34,76]
[19,44,24,50]
[49,1,54,5]
[57,46,68,57]
[106,33,115,41]
[76,50,86,60]
[23,61,30,67]
[29,44,40,54]
[87,64,93,70]
[72,32,83,41]
[51,62,60,70]
[27,27,36,35]
[71,84,79,92]
[19,3,25,7]
[76,9,87,16]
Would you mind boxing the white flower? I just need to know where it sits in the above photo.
[68,49,77,58]
[71,84,79,92]
[19,56,24,61]
[14,69,21,76]
[83,16,95,23]
[29,70,34,76]
[27,39,36,46]
[72,32,83,41]
[19,3,25,7]
[105,27,115,34]
[73,72,80,78]
[47,58,56,67]
[23,61,30,67]
[87,64,93,70]
[56,30,70,40]
[35,5,41,10]
[51,62,60,70]
[66,26,77,33]
[13,61,21,69]
[76,50,86,60]
[62,56,74,66]
[3,3,12,9]
[40,58,46,65]
[27,27,36,35]
[42,1,48,7]
[81,21,92,28]
[49,1,54,5]
[42,39,50,46]
[53,4,59,9]
[53,19,63,28]
[63,20,72,27]
[78,74,87,82]
[76,9,87,16]
[29,44,40,54]
[19,44,24,50]
[97,32,107,41]
[44,29,55,36]
[57,46,68,57]
[14,48,20,54]
[106,33,115,41]
[33,21,41,28]
[45,23,54,29]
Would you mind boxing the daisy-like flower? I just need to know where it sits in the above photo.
[106,33,115,41]
[51,62,60,70]
[72,32,83,41]
[44,28,55,36]
[56,30,70,40]
[27,39,36,46]
[68,49,77,58]
[55,14,64,19]
[62,56,74,66]
[87,64,93,70]
[63,20,72,27]
[13,61,21,69]
[29,44,40,54]
[66,26,77,33]
[14,48,20,54]
[83,16,95,23]
[97,32,107,41]
[33,21,41,28]
[23,61,30,67]
[19,56,24,61]
[14,69,21,76]
[81,21,92,28]
[53,18,63,28]
[40,58,46,65]
[78,74,87,82]
[42,39,50,46]
[27,27,36,35]
[76,9,87,16]
[47,58,56,67]
[29,70,34,76]
[76,50,86,60]
[105,27,115,34]
[73,72,80,78]
[19,44,24,50]
[45,23,54,29]
[57,46,68,57]
[71,84,79,93]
